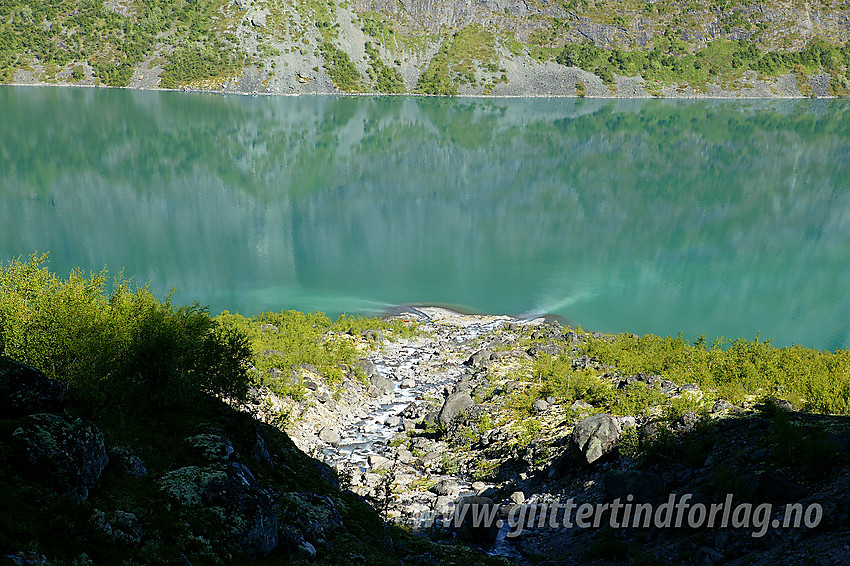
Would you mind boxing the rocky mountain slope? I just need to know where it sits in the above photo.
[267,307,850,565]
[2,0,850,96]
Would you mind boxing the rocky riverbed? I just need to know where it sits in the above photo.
[247,307,850,565]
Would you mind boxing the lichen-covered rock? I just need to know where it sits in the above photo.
[157,463,279,558]
[12,413,108,502]
[0,357,66,417]
[158,465,230,506]
[277,491,345,553]
[570,413,621,465]
[185,433,235,462]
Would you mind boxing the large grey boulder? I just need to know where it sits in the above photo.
[367,374,394,397]
[464,349,494,369]
[570,413,621,465]
[438,392,474,426]
[12,413,109,502]
[318,427,341,446]
[355,359,377,378]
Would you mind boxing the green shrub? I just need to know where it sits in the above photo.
[319,41,362,92]
[215,309,417,397]
[0,254,252,412]
[534,353,613,406]
[365,42,404,93]
[159,41,244,88]
[555,38,850,92]
[415,42,457,95]
[583,332,850,415]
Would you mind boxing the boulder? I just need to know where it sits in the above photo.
[531,398,550,413]
[526,342,563,358]
[672,410,699,432]
[464,349,494,369]
[318,427,341,446]
[438,392,474,426]
[0,357,66,417]
[12,413,108,502]
[361,329,385,343]
[158,463,278,558]
[355,359,377,378]
[109,446,148,478]
[570,413,621,465]
[92,509,143,546]
[711,399,734,413]
[251,431,273,466]
[185,433,235,462]
[368,454,390,470]
[430,479,460,497]
[368,374,394,398]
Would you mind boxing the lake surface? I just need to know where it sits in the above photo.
[1,86,849,349]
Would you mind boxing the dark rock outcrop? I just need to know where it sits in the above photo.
[0,357,66,417]
[12,413,109,502]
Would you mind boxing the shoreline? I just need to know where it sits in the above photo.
[1,80,840,100]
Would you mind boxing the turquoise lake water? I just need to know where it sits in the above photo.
[1,86,849,349]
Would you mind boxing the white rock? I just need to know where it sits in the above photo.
[368,454,390,470]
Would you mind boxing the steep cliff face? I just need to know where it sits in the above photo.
[2,0,849,96]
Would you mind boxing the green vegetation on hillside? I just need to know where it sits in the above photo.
[523,330,850,419]
[0,0,246,87]
[365,41,405,93]
[216,309,418,400]
[0,253,420,411]
[415,25,498,95]
[2,0,850,95]
[557,37,850,94]
[319,40,362,92]
[159,40,246,88]
[0,253,252,413]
